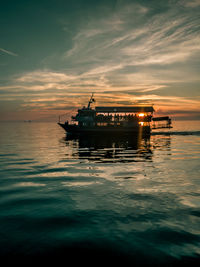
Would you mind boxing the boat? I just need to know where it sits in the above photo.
[58,94,172,136]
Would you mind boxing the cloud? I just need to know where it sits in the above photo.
[1,1,200,121]
[63,2,199,72]
[180,0,200,8]
[16,70,75,83]
[0,48,18,56]
[47,0,199,112]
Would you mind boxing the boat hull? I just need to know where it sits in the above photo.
[58,123,151,136]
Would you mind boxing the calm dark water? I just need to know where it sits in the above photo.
[0,121,200,265]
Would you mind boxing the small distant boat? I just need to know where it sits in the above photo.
[58,94,172,135]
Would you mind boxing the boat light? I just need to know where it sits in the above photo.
[138,113,145,117]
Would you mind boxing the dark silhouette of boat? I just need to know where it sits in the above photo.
[58,94,172,136]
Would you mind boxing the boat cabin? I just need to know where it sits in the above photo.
[71,105,154,128]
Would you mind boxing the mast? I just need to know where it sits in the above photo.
[87,93,95,109]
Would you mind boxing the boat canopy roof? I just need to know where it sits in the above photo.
[95,106,154,113]
[152,116,170,121]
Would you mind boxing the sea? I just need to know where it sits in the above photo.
[0,120,200,265]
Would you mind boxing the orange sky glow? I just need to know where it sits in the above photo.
[0,0,200,122]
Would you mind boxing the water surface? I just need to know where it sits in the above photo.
[0,121,200,265]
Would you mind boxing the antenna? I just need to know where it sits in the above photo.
[87,92,95,109]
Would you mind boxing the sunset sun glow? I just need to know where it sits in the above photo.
[138,113,145,117]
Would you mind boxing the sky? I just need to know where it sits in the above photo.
[0,0,200,121]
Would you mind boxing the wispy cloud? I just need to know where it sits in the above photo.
[64,3,199,66]
[53,0,200,105]
[180,0,200,8]
[1,1,200,121]
[0,48,18,57]
[16,70,75,83]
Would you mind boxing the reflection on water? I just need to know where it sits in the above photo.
[62,134,172,163]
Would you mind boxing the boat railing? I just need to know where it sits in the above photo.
[58,113,76,124]
[152,116,172,129]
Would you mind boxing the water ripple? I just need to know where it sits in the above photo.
[0,122,200,264]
